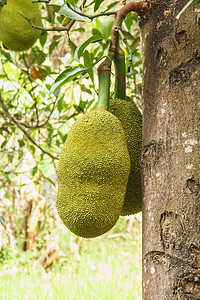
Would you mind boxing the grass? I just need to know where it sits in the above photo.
[0,214,142,300]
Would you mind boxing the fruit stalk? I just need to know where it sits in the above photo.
[113,48,126,100]
[96,57,111,110]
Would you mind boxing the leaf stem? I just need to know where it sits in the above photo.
[21,16,68,32]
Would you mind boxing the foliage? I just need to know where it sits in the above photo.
[0,245,12,264]
[0,0,142,251]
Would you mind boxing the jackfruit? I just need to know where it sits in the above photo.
[57,108,131,238]
[0,0,42,51]
[108,97,142,216]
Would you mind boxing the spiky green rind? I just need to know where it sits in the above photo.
[109,98,142,216]
[0,0,42,51]
[57,109,131,238]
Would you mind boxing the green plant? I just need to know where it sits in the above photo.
[0,245,12,264]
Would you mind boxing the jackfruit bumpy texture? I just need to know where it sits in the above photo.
[109,98,142,216]
[0,0,42,51]
[57,109,131,238]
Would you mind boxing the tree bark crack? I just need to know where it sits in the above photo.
[186,178,200,196]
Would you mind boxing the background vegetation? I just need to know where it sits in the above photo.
[0,0,142,299]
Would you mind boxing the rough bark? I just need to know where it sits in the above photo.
[140,0,200,299]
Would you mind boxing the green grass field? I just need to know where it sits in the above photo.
[0,215,142,300]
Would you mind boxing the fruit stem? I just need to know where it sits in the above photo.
[114,48,126,100]
[96,57,111,110]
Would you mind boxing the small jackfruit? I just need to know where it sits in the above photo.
[0,0,42,51]
[108,97,142,216]
[57,108,131,238]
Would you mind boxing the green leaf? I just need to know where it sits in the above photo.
[7,152,13,163]
[36,52,47,65]
[49,41,59,56]
[57,95,65,113]
[18,139,25,147]
[102,16,113,38]
[50,65,89,93]
[40,31,47,47]
[92,19,102,32]
[73,28,85,33]
[79,84,93,95]
[29,145,36,153]
[68,39,77,55]
[83,50,94,83]
[30,166,38,177]
[58,130,66,143]
[94,0,105,12]
[92,28,103,37]
[58,3,88,21]
[106,2,118,11]
[39,155,55,186]
[124,12,138,31]
[0,216,6,227]
[46,4,58,23]
[50,58,102,93]
[83,50,93,66]
[74,35,103,61]
[68,0,79,5]
[130,37,140,50]
[122,31,135,40]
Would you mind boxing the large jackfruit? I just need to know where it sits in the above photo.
[57,108,131,238]
[0,0,42,51]
[108,97,142,216]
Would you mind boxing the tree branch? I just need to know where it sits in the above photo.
[15,100,57,129]
[0,169,31,175]
[0,92,58,160]
[109,1,148,53]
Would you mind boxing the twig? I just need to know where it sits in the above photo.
[0,169,31,175]
[17,100,56,129]
[87,10,116,19]
[0,92,58,160]
[63,9,115,32]
[20,7,115,33]
[27,20,69,32]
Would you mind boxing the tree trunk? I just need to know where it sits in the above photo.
[140,0,200,298]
